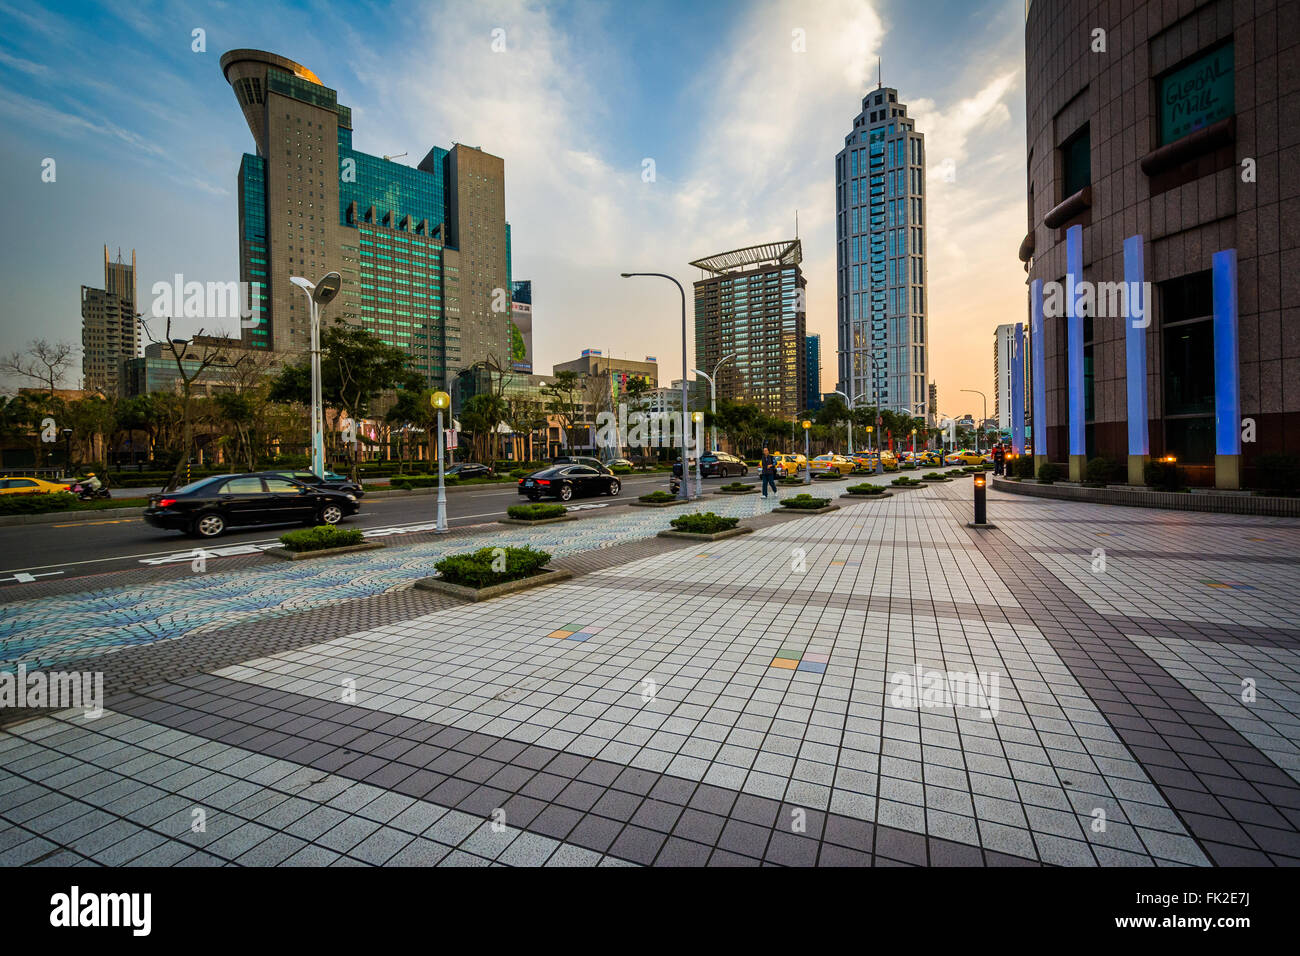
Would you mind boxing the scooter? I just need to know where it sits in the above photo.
[70,481,111,501]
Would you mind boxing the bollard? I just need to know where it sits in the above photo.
[967,473,996,529]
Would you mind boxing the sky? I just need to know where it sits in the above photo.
[0,0,1028,422]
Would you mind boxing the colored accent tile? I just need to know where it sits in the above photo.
[548,630,575,639]
[561,624,586,632]
[770,658,798,670]
[829,560,846,566]
[796,661,827,674]
[776,647,804,661]
[566,632,594,642]
[802,652,830,664]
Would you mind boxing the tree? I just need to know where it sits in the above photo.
[266,326,411,480]
[543,370,585,454]
[141,318,247,490]
[504,396,548,463]
[0,339,78,395]
[622,377,651,465]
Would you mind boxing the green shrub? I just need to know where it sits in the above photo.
[778,477,805,486]
[434,546,553,588]
[0,492,79,515]
[669,512,740,534]
[891,477,921,486]
[611,465,633,475]
[846,483,886,494]
[922,472,946,480]
[1143,460,1184,491]
[509,468,530,478]
[1256,454,1300,495]
[779,494,830,509]
[720,482,752,492]
[278,525,364,552]
[1036,462,1064,484]
[1009,456,1035,479]
[1086,457,1118,484]
[638,490,676,502]
[506,503,567,520]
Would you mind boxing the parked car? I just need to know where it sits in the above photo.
[143,473,360,538]
[0,476,73,495]
[775,453,807,477]
[444,462,493,479]
[518,464,620,501]
[810,454,855,476]
[602,457,635,471]
[698,452,748,478]
[945,449,986,466]
[271,470,365,498]
[550,456,612,474]
[918,450,942,467]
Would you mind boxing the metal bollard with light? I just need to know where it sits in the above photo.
[967,471,996,529]
[431,390,451,534]
[801,420,812,484]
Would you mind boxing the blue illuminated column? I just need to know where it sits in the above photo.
[1011,323,1025,456]
[1030,279,1047,469]
[1213,249,1241,489]
[1123,234,1149,484]
[1065,224,1086,480]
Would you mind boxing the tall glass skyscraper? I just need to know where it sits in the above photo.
[835,85,928,420]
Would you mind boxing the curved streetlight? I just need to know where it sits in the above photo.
[622,272,692,500]
[431,390,451,533]
[960,388,989,453]
[691,351,735,453]
[691,411,705,497]
[801,420,812,484]
[290,271,343,477]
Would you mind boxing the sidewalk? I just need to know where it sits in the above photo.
[2,482,1298,866]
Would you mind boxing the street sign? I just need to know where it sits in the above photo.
[445,429,458,450]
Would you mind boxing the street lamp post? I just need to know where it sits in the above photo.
[290,272,342,478]
[960,389,988,454]
[622,271,691,500]
[691,351,735,453]
[832,389,855,455]
[431,391,451,533]
[691,411,704,497]
[801,420,811,484]
[61,428,73,478]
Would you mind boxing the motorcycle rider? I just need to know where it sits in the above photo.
[83,472,103,493]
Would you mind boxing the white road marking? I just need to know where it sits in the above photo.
[0,571,64,584]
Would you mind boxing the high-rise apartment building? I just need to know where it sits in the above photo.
[80,246,139,396]
[804,334,822,411]
[690,240,806,417]
[510,280,533,372]
[994,323,1016,431]
[835,85,928,420]
[220,49,513,389]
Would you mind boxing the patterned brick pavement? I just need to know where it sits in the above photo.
[2,483,1297,866]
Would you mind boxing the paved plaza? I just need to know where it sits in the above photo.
[2,482,1298,866]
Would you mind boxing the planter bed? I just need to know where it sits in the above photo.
[630,497,695,507]
[657,526,755,542]
[715,487,757,495]
[266,541,385,561]
[499,515,580,526]
[777,504,840,515]
[841,491,893,498]
[414,567,573,602]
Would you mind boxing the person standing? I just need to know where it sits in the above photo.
[760,447,779,498]
[993,444,1005,475]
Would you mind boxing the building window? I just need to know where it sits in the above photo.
[1060,125,1090,197]
[1159,271,1215,464]
[1159,42,1234,146]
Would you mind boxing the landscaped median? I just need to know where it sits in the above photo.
[265,525,385,561]
[414,545,571,601]
[657,511,754,542]
[499,503,576,526]
[715,482,755,495]
[777,493,839,515]
[841,482,893,499]
[890,477,924,489]
[0,492,151,526]
[631,490,693,507]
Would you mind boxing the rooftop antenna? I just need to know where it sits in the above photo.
[383,152,408,162]
[795,210,799,240]
[877,57,882,89]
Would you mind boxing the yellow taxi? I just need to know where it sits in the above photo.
[917,450,942,467]
[879,450,899,472]
[0,476,73,495]
[810,454,855,477]
[944,449,986,466]
[775,453,807,476]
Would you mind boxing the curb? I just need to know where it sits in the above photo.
[776,505,841,515]
[412,567,573,601]
[499,515,580,526]
[0,506,143,527]
[264,542,387,561]
[992,476,1300,517]
[840,492,894,499]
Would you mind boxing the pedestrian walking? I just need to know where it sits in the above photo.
[993,444,1005,475]
[760,446,779,498]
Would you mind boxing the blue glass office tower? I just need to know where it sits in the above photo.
[804,334,822,411]
[835,86,928,420]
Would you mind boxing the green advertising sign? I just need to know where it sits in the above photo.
[1160,44,1234,145]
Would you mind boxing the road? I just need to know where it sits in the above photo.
[0,471,787,587]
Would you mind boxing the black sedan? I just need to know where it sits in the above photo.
[445,462,493,479]
[144,473,360,538]
[518,464,620,501]
[272,470,365,498]
[550,456,612,474]
[672,452,749,479]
